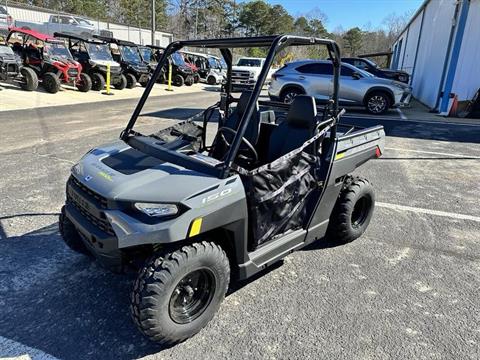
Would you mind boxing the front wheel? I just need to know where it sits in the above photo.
[173,74,184,87]
[91,72,105,91]
[365,91,390,115]
[114,74,127,90]
[327,176,375,244]
[130,241,230,345]
[76,73,92,92]
[207,75,216,85]
[281,87,304,104]
[19,67,38,91]
[43,72,60,94]
[126,73,137,89]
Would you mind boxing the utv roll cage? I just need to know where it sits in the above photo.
[93,35,137,48]
[54,32,105,45]
[120,35,341,179]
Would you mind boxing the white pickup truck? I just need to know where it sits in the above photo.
[15,14,112,38]
[231,56,275,92]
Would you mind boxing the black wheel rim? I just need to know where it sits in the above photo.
[351,196,370,228]
[169,268,216,324]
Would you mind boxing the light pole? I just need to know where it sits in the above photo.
[151,0,156,45]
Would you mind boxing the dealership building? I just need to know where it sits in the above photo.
[390,0,479,114]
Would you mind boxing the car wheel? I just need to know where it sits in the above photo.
[281,88,304,104]
[43,72,61,94]
[130,241,230,345]
[19,67,38,91]
[327,176,375,244]
[76,73,92,92]
[91,72,105,91]
[126,73,137,89]
[193,73,200,83]
[366,91,390,115]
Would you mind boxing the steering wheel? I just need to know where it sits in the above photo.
[217,127,258,164]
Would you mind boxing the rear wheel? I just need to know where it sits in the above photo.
[193,73,200,83]
[140,77,149,87]
[43,72,60,94]
[328,176,375,244]
[173,74,184,87]
[59,206,90,255]
[281,87,304,104]
[76,73,92,92]
[91,72,105,91]
[130,241,230,345]
[207,75,216,85]
[365,91,390,115]
[185,76,194,86]
[126,73,137,88]
[114,74,127,90]
[19,67,38,91]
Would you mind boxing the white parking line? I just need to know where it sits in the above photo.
[384,147,480,159]
[396,108,407,120]
[0,336,59,359]
[376,202,480,222]
[342,114,480,127]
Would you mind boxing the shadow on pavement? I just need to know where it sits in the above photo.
[340,116,480,143]
[140,107,217,121]
[0,223,164,360]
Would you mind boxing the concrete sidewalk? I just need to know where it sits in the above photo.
[0,82,216,112]
[401,99,480,125]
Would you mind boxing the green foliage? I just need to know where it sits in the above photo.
[342,27,363,56]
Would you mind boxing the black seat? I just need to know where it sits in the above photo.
[211,91,261,160]
[266,95,318,163]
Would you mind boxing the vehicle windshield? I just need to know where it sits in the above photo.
[171,52,186,66]
[139,47,153,62]
[208,57,221,69]
[74,17,94,26]
[219,58,227,69]
[45,42,73,60]
[87,42,113,61]
[237,58,262,67]
[363,58,378,68]
[120,45,141,63]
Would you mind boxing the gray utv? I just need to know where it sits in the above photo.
[60,35,385,345]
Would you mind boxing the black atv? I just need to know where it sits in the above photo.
[0,43,38,91]
[55,33,127,91]
[94,35,150,88]
[145,45,195,86]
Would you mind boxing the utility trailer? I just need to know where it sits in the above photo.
[60,35,385,345]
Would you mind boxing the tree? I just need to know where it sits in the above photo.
[343,27,363,56]
[265,4,294,35]
[238,0,270,36]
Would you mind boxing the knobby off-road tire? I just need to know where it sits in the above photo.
[91,72,105,91]
[130,241,230,345]
[76,73,92,92]
[126,73,137,89]
[173,74,184,87]
[114,74,127,90]
[328,176,375,244]
[207,75,216,85]
[43,72,60,94]
[59,206,90,255]
[19,67,38,91]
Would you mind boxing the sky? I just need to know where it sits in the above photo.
[262,0,424,31]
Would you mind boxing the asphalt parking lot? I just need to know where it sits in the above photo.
[0,90,479,360]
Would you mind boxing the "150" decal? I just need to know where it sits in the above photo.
[201,188,232,204]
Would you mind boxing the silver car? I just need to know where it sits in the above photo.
[268,60,412,114]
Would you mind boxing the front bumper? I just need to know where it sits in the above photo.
[393,89,412,107]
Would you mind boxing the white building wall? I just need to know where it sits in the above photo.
[411,0,457,108]
[452,0,480,101]
[399,10,423,75]
[7,4,172,47]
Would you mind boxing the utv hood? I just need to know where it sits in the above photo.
[72,141,223,204]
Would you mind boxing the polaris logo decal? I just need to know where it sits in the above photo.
[84,175,93,182]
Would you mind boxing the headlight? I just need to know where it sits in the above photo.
[134,203,178,217]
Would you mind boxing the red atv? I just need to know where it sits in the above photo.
[7,27,91,93]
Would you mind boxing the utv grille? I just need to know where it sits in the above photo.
[68,68,79,77]
[67,176,114,236]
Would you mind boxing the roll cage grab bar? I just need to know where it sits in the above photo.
[120,35,341,179]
